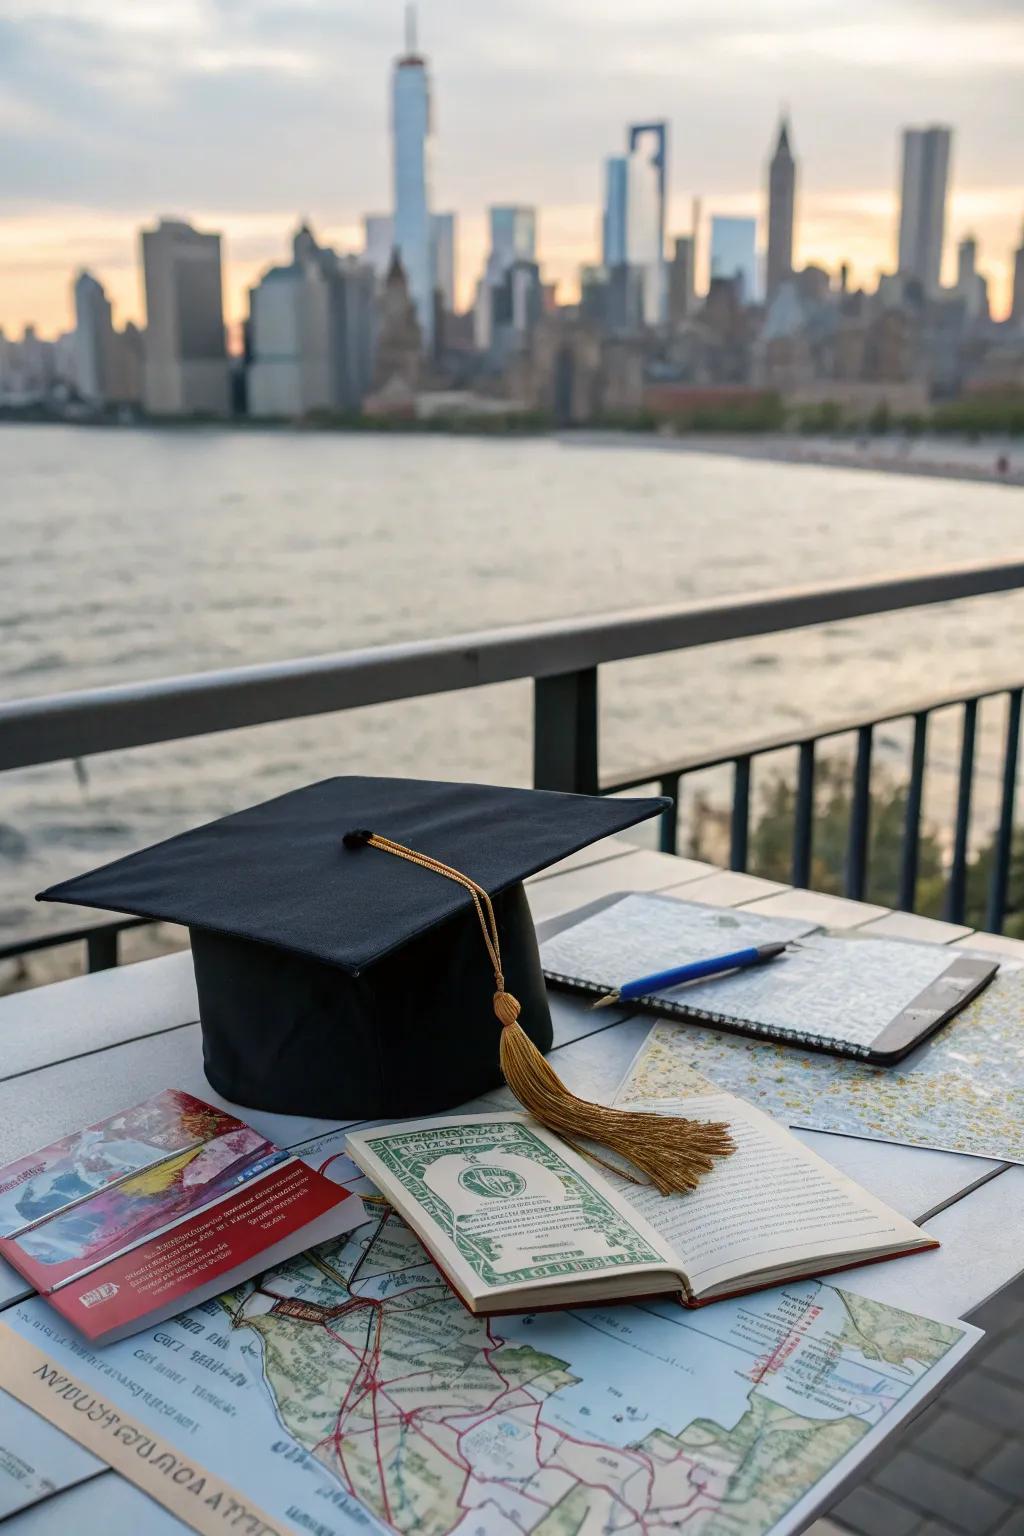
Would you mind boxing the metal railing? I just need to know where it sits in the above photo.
[3,554,1024,974]
[607,680,1024,931]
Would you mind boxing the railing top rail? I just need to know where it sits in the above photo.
[602,676,1024,792]
[3,555,1024,772]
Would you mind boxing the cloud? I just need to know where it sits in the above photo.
[1,0,1022,330]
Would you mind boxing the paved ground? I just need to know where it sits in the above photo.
[809,1274,1024,1536]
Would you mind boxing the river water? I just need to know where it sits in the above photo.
[3,423,1024,943]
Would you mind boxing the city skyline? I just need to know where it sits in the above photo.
[2,0,1023,337]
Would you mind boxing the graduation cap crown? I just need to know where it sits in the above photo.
[40,777,734,1195]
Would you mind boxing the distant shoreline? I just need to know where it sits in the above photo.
[568,431,1024,488]
[2,414,1021,488]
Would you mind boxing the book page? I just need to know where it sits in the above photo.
[347,1114,680,1301]
[608,1095,929,1299]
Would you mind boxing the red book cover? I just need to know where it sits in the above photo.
[0,1090,363,1343]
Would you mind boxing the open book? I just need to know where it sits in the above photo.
[347,1102,936,1314]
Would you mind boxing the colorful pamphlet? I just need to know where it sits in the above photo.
[0,1089,363,1343]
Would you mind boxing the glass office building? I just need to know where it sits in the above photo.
[391,9,434,347]
[489,207,537,269]
[602,157,628,269]
[709,216,759,303]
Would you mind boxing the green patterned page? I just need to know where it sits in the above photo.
[347,1115,669,1292]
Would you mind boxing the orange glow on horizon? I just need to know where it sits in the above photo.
[1,185,1021,340]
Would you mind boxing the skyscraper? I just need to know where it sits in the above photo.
[602,157,628,268]
[430,212,456,313]
[140,218,230,416]
[626,122,668,326]
[474,207,537,350]
[488,206,536,269]
[766,116,796,299]
[391,4,433,349]
[248,223,375,419]
[709,216,758,303]
[73,270,114,404]
[668,236,695,328]
[897,126,952,295]
[955,234,988,321]
[1011,223,1024,326]
[363,214,395,278]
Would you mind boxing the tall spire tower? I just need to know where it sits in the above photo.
[391,4,434,348]
[766,113,796,301]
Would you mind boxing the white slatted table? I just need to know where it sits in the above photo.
[2,838,1022,1534]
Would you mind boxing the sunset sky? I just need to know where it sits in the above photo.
[2,0,1023,339]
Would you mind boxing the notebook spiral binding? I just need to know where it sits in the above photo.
[541,969,877,1062]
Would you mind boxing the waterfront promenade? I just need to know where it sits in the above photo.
[573,430,1024,487]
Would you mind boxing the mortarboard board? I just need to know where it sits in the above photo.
[39,777,733,1195]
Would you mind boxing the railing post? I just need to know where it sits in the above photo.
[533,668,599,794]
[899,711,929,911]
[730,757,751,872]
[791,741,815,888]
[987,688,1022,934]
[946,698,978,924]
[658,773,681,854]
[86,928,118,972]
[845,725,873,900]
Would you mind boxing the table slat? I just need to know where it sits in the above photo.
[526,835,640,881]
[526,849,716,921]
[0,953,198,1085]
[739,888,889,929]
[668,869,787,906]
[952,929,1024,961]
[841,1165,1024,1321]
[857,911,973,944]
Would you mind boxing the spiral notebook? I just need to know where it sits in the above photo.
[538,892,998,1063]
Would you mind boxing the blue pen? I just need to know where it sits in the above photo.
[591,941,789,1009]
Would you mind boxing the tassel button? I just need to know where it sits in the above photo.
[493,991,521,1028]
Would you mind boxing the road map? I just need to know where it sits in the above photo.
[612,967,1024,1165]
[0,1138,977,1536]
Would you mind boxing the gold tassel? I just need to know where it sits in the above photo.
[342,830,735,1195]
[495,988,733,1195]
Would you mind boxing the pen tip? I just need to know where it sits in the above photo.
[590,993,618,1010]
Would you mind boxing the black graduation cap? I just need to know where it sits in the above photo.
[38,776,668,1120]
[40,778,736,1193]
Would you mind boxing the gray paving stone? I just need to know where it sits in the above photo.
[945,1367,1024,1429]
[970,1290,1024,1336]
[831,1484,922,1536]
[978,1440,1024,1500]
[980,1332,1024,1385]
[911,1407,1005,1471]
[872,1448,1011,1534]
[994,1514,1024,1536]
